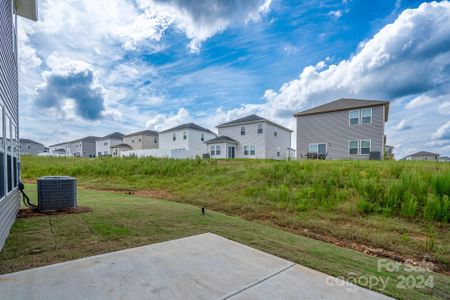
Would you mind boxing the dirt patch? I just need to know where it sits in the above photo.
[18,206,92,218]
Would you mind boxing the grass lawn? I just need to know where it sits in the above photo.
[0,185,449,300]
[20,156,450,272]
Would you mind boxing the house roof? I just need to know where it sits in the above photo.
[293,98,390,121]
[125,129,159,137]
[20,138,43,145]
[111,143,132,149]
[205,136,238,144]
[49,136,100,147]
[160,123,215,134]
[99,132,124,140]
[15,0,38,21]
[407,151,440,157]
[217,114,293,132]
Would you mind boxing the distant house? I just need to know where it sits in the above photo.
[111,143,132,157]
[49,136,100,158]
[123,130,159,150]
[159,123,216,153]
[403,151,440,161]
[439,156,450,162]
[95,132,124,157]
[294,98,389,160]
[214,115,293,159]
[20,139,45,155]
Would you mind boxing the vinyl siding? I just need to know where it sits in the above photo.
[264,123,292,160]
[123,134,158,150]
[159,129,215,152]
[0,0,20,250]
[20,141,44,155]
[296,105,386,160]
[96,138,123,156]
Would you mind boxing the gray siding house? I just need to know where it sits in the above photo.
[0,0,38,250]
[95,132,124,156]
[403,151,440,161]
[215,115,293,159]
[20,138,45,155]
[123,130,159,150]
[49,136,99,157]
[294,98,389,160]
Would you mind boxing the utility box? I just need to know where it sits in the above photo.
[37,176,77,212]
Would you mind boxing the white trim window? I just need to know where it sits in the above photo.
[210,145,221,156]
[240,125,246,136]
[349,140,359,155]
[361,108,372,124]
[257,124,263,134]
[154,136,158,143]
[274,130,278,137]
[243,145,249,156]
[349,110,359,125]
[201,134,204,141]
[360,140,371,155]
[0,106,4,200]
[249,145,256,155]
[172,133,176,141]
[216,145,221,155]
[309,143,327,155]
[183,131,187,140]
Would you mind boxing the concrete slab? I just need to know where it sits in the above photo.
[0,233,392,300]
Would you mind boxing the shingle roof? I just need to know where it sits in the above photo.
[408,151,439,157]
[217,114,293,132]
[111,143,132,148]
[160,123,215,134]
[101,132,124,139]
[49,136,100,147]
[20,138,43,145]
[124,129,159,137]
[205,136,238,144]
[294,98,389,119]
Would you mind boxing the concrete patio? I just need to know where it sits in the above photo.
[0,233,391,299]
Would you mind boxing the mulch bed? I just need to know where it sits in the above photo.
[17,206,92,218]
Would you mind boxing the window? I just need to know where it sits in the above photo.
[6,117,12,193]
[277,151,280,157]
[274,130,277,137]
[257,124,263,134]
[210,146,216,156]
[104,142,108,146]
[360,140,371,154]
[201,134,204,141]
[309,143,327,155]
[172,133,176,141]
[216,145,221,155]
[349,110,359,125]
[361,108,372,124]
[98,152,101,156]
[0,107,4,199]
[139,138,141,142]
[183,131,187,140]
[104,151,108,155]
[132,139,135,143]
[240,125,246,135]
[349,141,359,155]
[250,145,256,155]
[244,146,249,156]
[154,136,158,143]
[27,144,31,149]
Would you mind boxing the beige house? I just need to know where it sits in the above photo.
[123,130,159,150]
[111,143,132,157]
[403,151,440,161]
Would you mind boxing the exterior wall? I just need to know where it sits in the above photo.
[121,149,204,159]
[81,141,96,158]
[406,155,439,161]
[218,122,267,159]
[111,146,131,157]
[49,143,71,154]
[296,105,385,160]
[264,123,292,160]
[0,0,21,250]
[96,138,123,156]
[159,129,215,152]
[207,142,227,159]
[123,134,158,150]
[20,141,44,155]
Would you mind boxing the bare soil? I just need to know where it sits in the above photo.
[18,206,92,218]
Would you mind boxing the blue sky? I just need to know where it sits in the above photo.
[18,0,450,158]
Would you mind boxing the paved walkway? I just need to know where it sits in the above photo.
[0,233,392,299]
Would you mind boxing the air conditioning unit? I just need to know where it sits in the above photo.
[37,176,77,212]
[369,151,381,160]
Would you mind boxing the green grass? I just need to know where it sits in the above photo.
[19,156,450,270]
[1,185,449,299]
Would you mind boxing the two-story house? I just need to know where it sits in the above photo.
[49,136,99,157]
[20,138,46,155]
[1,0,38,250]
[122,130,159,150]
[212,114,293,159]
[294,98,389,160]
[159,123,216,153]
[95,132,124,156]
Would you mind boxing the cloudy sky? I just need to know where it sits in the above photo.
[18,0,450,158]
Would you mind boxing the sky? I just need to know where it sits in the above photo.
[18,0,450,158]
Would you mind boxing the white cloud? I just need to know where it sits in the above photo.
[405,95,434,109]
[432,121,450,141]
[393,119,412,131]
[145,108,192,131]
[328,10,343,18]
[438,101,450,115]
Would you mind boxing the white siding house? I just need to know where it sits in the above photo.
[159,123,216,154]
[215,115,293,159]
[95,132,124,156]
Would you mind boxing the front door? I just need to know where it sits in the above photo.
[318,143,327,156]
[228,146,235,158]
